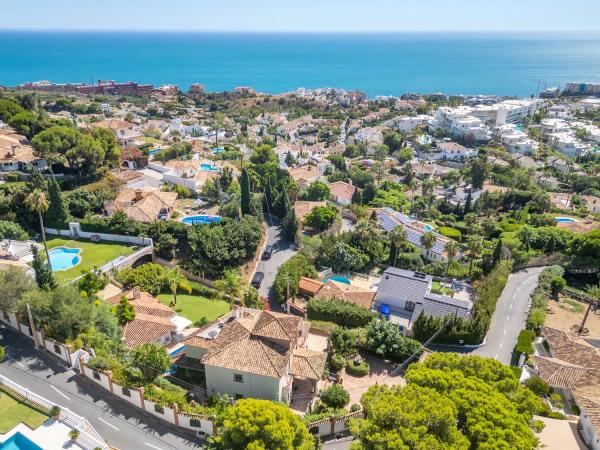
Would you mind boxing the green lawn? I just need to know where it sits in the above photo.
[157,293,229,324]
[45,237,136,284]
[0,390,49,433]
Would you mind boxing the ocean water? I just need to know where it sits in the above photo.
[1,32,599,97]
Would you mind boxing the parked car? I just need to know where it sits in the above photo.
[251,271,264,288]
[262,244,274,260]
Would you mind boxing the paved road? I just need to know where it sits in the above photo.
[323,436,353,449]
[256,215,297,311]
[473,267,544,365]
[0,326,202,450]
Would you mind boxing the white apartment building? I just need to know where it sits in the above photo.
[385,115,432,133]
[430,106,491,142]
[469,99,544,127]
[495,124,539,154]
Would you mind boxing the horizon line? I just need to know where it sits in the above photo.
[1,28,599,34]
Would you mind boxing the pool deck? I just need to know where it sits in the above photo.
[0,421,87,450]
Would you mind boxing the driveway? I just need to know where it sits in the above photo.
[256,215,297,311]
[0,326,202,450]
[473,267,544,364]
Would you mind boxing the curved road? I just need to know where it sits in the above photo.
[473,267,544,365]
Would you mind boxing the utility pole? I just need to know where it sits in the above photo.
[26,303,39,348]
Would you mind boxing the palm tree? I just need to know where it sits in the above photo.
[579,284,600,334]
[26,189,51,265]
[466,235,484,276]
[164,268,192,306]
[444,240,460,278]
[420,231,437,261]
[214,269,243,309]
[389,225,407,267]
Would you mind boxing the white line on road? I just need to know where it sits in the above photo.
[50,385,70,400]
[97,417,119,431]
[504,329,507,335]
[499,342,503,349]
[145,443,165,450]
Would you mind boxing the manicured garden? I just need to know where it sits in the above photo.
[0,389,48,433]
[45,237,136,284]
[157,293,229,324]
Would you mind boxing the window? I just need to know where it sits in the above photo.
[93,371,101,380]
[190,419,201,428]
[154,404,164,414]
[54,343,61,354]
[121,387,131,397]
[233,373,244,383]
[405,301,415,312]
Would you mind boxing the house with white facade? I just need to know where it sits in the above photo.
[495,124,539,154]
[430,106,491,142]
[0,132,48,172]
[171,308,326,407]
[432,141,475,161]
[374,267,473,332]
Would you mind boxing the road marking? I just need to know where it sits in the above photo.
[97,417,119,431]
[145,443,165,450]
[499,342,503,349]
[50,385,70,400]
[504,329,507,335]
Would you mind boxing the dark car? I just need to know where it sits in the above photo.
[262,245,274,260]
[251,271,264,288]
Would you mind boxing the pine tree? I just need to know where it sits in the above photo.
[285,151,295,167]
[240,168,251,216]
[27,169,46,192]
[45,176,68,226]
[31,245,56,290]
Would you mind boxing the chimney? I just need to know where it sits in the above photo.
[10,144,18,156]
[134,190,143,202]
[133,286,141,299]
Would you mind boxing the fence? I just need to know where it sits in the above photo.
[0,374,109,450]
[45,222,153,247]
[307,410,364,437]
[79,361,216,436]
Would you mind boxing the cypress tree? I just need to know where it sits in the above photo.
[240,168,251,216]
[45,176,68,226]
[352,188,363,205]
[31,245,56,290]
[282,207,298,242]
[463,191,472,216]
[492,238,503,267]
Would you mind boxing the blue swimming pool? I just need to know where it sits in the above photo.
[48,247,81,271]
[0,433,43,450]
[148,148,161,155]
[423,224,434,232]
[212,147,225,154]
[181,215,222,225]
[323,275,351,285]
[199,163,220,172]
[555,217,578,223]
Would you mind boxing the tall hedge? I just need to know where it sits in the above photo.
[273,253,317,302]
[306,298,377,327]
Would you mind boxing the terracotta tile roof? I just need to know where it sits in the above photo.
[298,277,324,296]
[541,327,600,387]
[329,181,356,202]
[532,356,589,389]
[108,187,178,222]
[188,309,315,378]
[122,313,175,347]
[572,386,600,439]
[88,119,134,132]
[291,348,327,380]
[0,133,38,164]
[315,280,375,309]
[294,201,327,222]
[288,165,321,185]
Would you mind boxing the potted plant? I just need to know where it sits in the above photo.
[68,429,79,441]
[49,405,60,419]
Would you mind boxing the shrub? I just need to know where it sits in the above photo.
[524,376,551,397]
[0,220,28,240]
[115,263,167,295]
[438,226,462,240]
[350,403,362,412]
[532,419,545,433]
[306,298,377,328]
[346,359,369,377]
[547,411,566,420]
[273,254,317,302]
[515,329,535,355]
[321,384,350,410]
[68,429,79,441]
[49,405,60,418]
[5,172,19,182]
[329,354,346,373]
[365,319,422,362]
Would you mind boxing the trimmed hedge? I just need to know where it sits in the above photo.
[346,359,369,377]
[306,298,377,328]
[527,266,564,330]
[515,329,535,355]
[437,226,462,240]
[274,254,317,303]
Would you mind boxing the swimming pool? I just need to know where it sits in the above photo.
[423,224,434,232]
[181,215,222,225]
[212,147,225,154]
[148,148,161,155]
[322,274,351,285]
[555,217,578,223]
[199,163,220,172]
[48,247,81,271]
[0,432,43,450]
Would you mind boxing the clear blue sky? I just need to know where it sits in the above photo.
[3,0,599,32]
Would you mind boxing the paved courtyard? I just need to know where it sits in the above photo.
[535,416,587,450]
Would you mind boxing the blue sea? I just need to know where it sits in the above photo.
[1,32,599,97]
